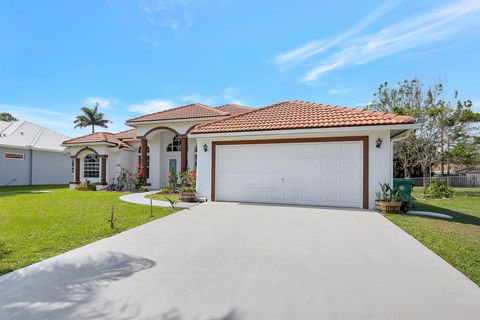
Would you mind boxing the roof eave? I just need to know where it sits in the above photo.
[61,141,118,148]
[189,123,419,138]
[125,115,229,126]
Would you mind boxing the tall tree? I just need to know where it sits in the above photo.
[73,103,111,133]
[369,79,480,187]
[0,112,17,121]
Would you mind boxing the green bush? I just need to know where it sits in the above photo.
[424,179,453,199]
[160,187,171,193]
[76,180,96,191]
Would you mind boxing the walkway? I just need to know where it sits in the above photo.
[119,191,198,209]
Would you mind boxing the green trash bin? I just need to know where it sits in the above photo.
[393,179,413,200]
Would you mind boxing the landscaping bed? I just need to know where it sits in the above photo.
[0,185,176,275]
[385,187,480,286]
[145,193,182,202]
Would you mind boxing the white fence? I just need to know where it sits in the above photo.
[403,174,480,188]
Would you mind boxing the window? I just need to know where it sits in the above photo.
[4,152,24,160]
[138,146,150,179]
[194,145,198,169]
[84,154,99,178]
[166,135,181,152]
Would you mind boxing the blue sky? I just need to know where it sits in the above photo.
[1,0,480,137]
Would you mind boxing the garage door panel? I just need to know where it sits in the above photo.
[216,141,363,208]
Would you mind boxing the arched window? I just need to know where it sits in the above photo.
[166,135,181,152]
[138,146,150,179]
[84,154,99,178]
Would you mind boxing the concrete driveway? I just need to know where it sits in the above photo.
[1,202,479,320]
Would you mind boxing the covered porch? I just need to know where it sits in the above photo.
[137,126,198,189]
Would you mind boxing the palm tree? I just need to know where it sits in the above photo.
[73,103,111,133]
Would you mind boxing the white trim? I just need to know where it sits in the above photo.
[61,141,117,147]
[31,147,68,153]
[0,144,66,153]
[126,116,228,126]
[0,144,28,150]
[189,123,420,138]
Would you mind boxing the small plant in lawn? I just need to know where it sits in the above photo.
[76,180,96,191]
[165,196,178,210]
[424,178,453,199]
[108,206,117,229]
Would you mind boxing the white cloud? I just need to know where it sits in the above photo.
[302,0,480,82]
[0,104,75,135]
[274,0,401,69]
[180,94,215,105]
[139,35,160,48]
[138,0,214,30]
[85,97,111,109]
[221,87,246,105]
[329,88,352,95]
[229,99,244,105]
[127,99,175,114]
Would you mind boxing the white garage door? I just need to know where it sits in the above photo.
[215,141,363,208]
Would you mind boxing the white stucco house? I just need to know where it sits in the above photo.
[62,101,417,209]
[0,120,71,186]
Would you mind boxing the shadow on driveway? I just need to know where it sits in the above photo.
[0,251,155,320]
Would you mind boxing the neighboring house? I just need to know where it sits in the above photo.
[455,166,480,175]
[0,120,71,186]
[62,101,417,209]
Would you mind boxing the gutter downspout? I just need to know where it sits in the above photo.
[29,148,33,185]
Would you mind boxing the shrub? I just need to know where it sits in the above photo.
[168,170,178,192]
[424,179,453,199]
[76,180,96,191]
[138,186,149,193]
[160,187,171,194]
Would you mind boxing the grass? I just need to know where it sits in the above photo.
[145,193,181,202]
[385,187,480,286]
[0,185,178,275]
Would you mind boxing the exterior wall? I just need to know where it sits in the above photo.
[107,149,136,185]
[195,130,393,209]
[0,147,70,186]
[0,147,30,185]
[31,150,71,184]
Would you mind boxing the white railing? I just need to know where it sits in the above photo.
[398,174,480,188]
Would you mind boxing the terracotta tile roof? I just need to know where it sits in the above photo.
[216,104,252,116]
[115,129,137,140]
[191,100,416,134]
[63,132,131,148]
[127,103,228,123]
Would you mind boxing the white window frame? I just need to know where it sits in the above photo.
[83,154,100,178]
[166,135,182,152]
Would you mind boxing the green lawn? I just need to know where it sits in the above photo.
[0,185,177,275]
[385,187,480,286]
[145,193,181,202]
